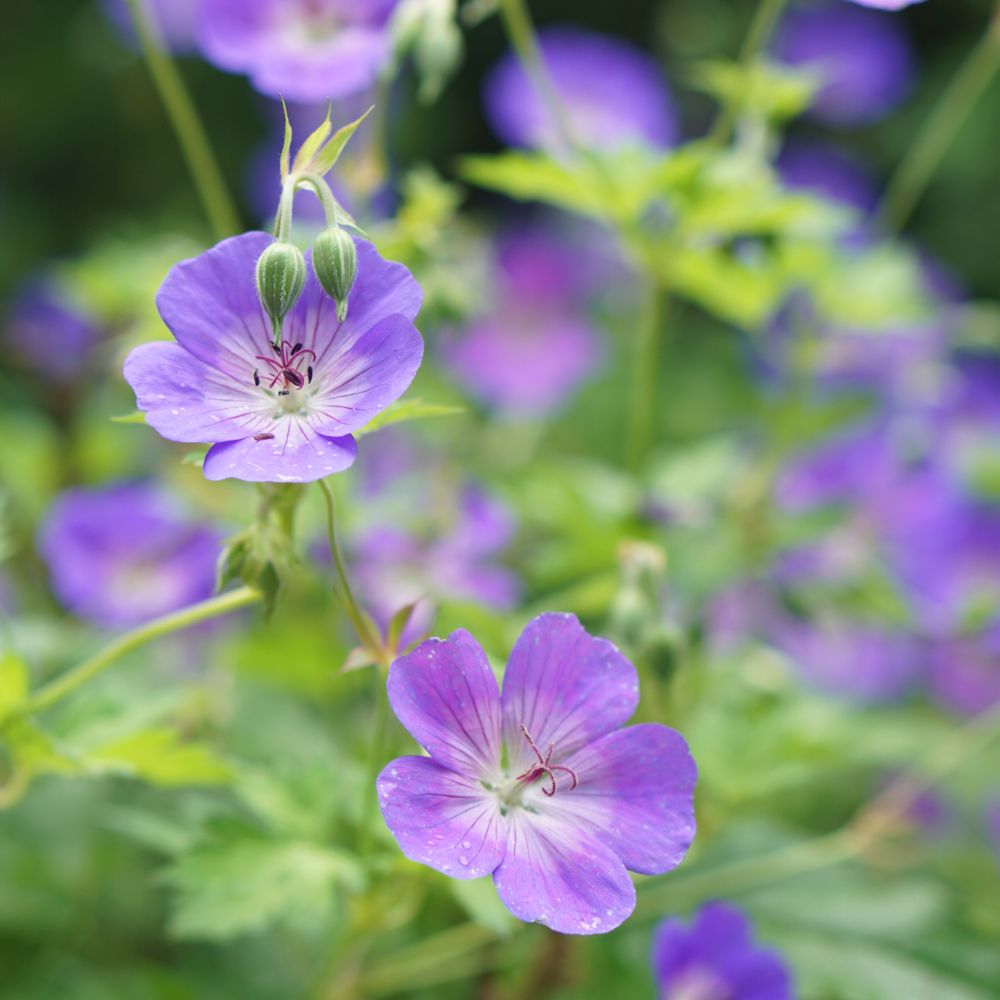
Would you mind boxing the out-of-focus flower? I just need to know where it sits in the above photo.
[197,0,399,103]
[102,0,202,53]
[844,0,926,9]
[38,483,220,629]
[4,281,101,383]
[927,630,1000,716]
[651,901,793,1000]
[123,232,423,483]
[777,139,879,215]
[484,27,678,152]
[354,483,522,642]
[774,3,915,125]
[377,613,697,934]
[442,227,605,415]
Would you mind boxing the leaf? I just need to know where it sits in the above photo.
[279,97,292,180]
[163,824,364,941]
[691,58,820,123]
[310,107,374,176]
[0,650,29,722]
[291,103,332,175]
[88,728,232,786]
[448,878,517,937]
[110,410,146,424]
[355,397,464,438]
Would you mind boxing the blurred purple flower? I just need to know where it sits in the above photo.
[484,27,678,152]
[774,3,915,125]
[5,281,100,383]
[102,0,202,53]
[845,0,926,9]
[377,613,697,934]
[651,901,793,1000]
[354,483,522,642]
[777,139,879,215]
[442,227,604,415]
[123,232,422,483]
[927,631,1000,716]
[197,0,398,102]
[38,483,220,629]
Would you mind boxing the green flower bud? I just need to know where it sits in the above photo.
[313,227,357,322]
[256,240,306,337]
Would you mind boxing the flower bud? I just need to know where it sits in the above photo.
[312,227,357,322]
[256,240,306,336]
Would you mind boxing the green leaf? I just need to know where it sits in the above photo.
[0,650,29,722]
[279,97,292,180]
[310,107,374,176]
[110,410,146,424]
[291,103,332,175]
[448,878,517,937]
[4,717,82,777]
[356,397,464,438]
[691,58,820,122]
[163,824,364,941]
[88,728,232,786]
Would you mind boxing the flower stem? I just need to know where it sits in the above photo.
[23,586,261,716]
[358,661,392,857]
[709,0,790,145]
[626,279,666,472]
[880,9,1000,231]
[123,0,240,241]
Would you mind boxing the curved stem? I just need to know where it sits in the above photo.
[297,172,342,229]
[626,279,666,472]
[880,12,1000,231]
[24,586,261,715]
[124,0,240,241]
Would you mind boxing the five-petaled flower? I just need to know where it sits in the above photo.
[377,612,697,934]
[123,232,423,483]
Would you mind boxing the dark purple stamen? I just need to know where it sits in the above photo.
[307,365,313,384]
[515,724,579,797]
[253,432,275,441]
[253,339,317,393]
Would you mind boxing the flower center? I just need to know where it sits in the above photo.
[253,340,316,412]
[512,724,578,799]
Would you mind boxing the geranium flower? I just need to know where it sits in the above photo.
[484,27,678,152]
[377,613,697,934]
[652,901,793,1000]
[38,482,220,629]
[845,0,926,8]
[123,232,422,484]
[197,0,399,103]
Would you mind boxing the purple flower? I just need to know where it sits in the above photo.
[377,613,697,934]
[777,139,879,215]
[123,232,423,483]
[844,0,926,9]
[652,901,793,1000]
[484,27,678,152]
[354,483,522,642]
[5,280,101,383]
[774,3,915,125]
[442,227,605,415]
[38,483,220,629]
[197,0,398,103]
[102,0,201,53]
[927,631,1000,716]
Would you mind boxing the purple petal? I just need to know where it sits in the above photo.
[558,723,697,875]
[492,811,635,934]
[155,231,273,380]
[500,613,638,775]
[386,630,502,776]
[202,425,357,483]
[124,342,273,443]
[376,755,507,879]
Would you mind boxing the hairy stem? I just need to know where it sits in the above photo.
[24,586,261,715]
[881,10,1000,230]
[124,0,240,241]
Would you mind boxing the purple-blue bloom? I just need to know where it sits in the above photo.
[123,232,423,483]
[377,613,697,934]
[484,27,678,152]
[777,139,879,215]
[442,227,605,415]
[651,901,793,1000]
[197,0,398,103]
[38,482,220,629]
[5,280,101,383]
[773,2,915,125]
[844,0,926,8]
[102,0,202,53]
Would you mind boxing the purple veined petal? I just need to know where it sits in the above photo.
[500,613,638,776]
[307,313,424,436]
[492,809,635,934]
[386,630,503,776]
[557,723,697,876]
[155,231,274,380]
[124,341,274,443]
[376,755,507,879]
[202,423,357,483]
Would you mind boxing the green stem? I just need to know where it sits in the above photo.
[124,0,240,241]
[317,479,381,656]
[358,662,392,857]
[626,279,666,472]
[496,0,579,153]
[880,12,1000,231]
[297,172,342,228]
[24,586,261,715]
[710,0,790,145]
